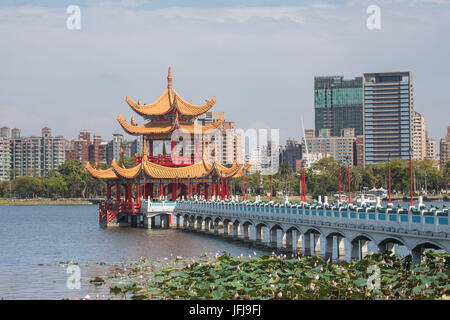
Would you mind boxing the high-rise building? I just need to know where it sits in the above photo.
[355,136,365,167]
[440,126,450,169]
[10,136,42,178]
[9,127,66,178]
[0,126,10,138]
[279,139,302,172]
[11,128,20,138]
[412,111,427,160]
[425,131,437,161]
[41,127,65,175]
[106,133,124,165]
[303,128,357,166]
[314,76,363,137]
[363,72,414,165]
[0,137,10,181]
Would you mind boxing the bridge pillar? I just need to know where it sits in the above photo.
[214,221,219,235]
[196,218,203,231]
[223,222,229,236]
[232,223,239,238]
[325,236,333,261]
[287,230,300,252]
[148,217,153,229]
[343,237,352,262]
[303,232,311,256]
[204,220,210,233]
[183,216,188,229]
[294,230,301,253]
[243,224,250,241]
[411,247,422,265]
[176,215,180,229]
[270,228,278,248]
[313,233,320,255]
[256,225,263,244]
[249,225,256,242]
[367,241,378,255]
[189,217,194,230]
[319,234,327,258]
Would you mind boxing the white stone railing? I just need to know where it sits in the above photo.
[174,200,449,236]
[143,200,176,213]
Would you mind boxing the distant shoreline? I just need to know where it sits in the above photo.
[0,198,94,206]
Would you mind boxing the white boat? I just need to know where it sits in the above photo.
[356,194,377,204]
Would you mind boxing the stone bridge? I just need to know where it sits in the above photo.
[174,200,450,264]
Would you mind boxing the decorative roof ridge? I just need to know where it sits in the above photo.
[111,159,142,179]
[85,162,118,179]
[117,113,176,136]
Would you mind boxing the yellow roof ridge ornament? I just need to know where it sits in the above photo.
[119,142,125,168]
[142,136,148,157]
[167,66,172,89]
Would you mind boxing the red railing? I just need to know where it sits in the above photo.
[98,201,122,224]
[135,154,197,167]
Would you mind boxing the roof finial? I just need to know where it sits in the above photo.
[119,142,125,168]
[142,136,148,158]
[168,66,172,89]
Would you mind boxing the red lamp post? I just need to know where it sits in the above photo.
[409,148,413,206]
[348,163,351,204]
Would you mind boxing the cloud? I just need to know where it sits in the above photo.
[0,1,449,145]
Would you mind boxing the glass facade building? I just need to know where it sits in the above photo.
[314,76,363,137]
[363,72,414,165]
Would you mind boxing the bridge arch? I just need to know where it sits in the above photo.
[378,236,409,255]
[411,241,445,264]
[351,234,377,260]
[324,231,347,261]
[303,227,323,256]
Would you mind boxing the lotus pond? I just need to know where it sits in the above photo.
[73,250,450,300]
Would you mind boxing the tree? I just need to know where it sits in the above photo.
[12,176,43,198]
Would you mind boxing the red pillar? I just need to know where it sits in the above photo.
[107,184,111,200]
[347,164,351,204]
[143,183,147,199]
[160,181,164,199]
[410,156,413,206]
[116,184,120,203]
[127,184,132,205]
[212,181,216,198]
[136,183,141,206]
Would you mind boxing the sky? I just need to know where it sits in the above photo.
[0,0,449,146]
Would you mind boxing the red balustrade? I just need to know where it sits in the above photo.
[135,154,195,167]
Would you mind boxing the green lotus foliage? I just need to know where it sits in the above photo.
[89,251,449,300]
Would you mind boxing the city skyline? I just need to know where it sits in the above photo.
[1,1,450,144]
